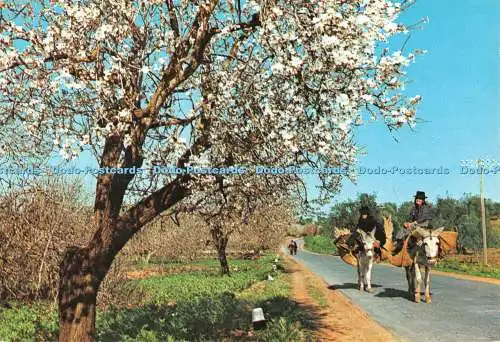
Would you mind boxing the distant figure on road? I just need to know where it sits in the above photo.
[347,206,386,259]
[392,191,435,255]
[288,240,298,255]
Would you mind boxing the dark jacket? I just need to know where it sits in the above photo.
[410,204,434,226]
[395,203,436,241]
[350,215,387,247]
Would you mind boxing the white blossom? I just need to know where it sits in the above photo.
[321,35,340,46]
[0,0,425,211]
[356,15,371,26]
[336,93,350,107]
[118,109,131,120]
[384,22,398,33]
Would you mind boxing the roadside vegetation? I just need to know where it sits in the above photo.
[434,248,500,280]
[303,236,337,255]
[0,178,320,341]
[1,254,321,341]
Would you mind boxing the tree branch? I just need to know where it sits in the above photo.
[167,0,180,40]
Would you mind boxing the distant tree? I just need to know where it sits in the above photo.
[451,196,500,249]
[456,213,482,249]
[315,213,331,237]
[394,201,414,234]
[299,216,314,225]
[491,202,500,217]
[327,194,500,249]
[434,197,466,230]
[329,199,359,231]
[463,195,482,217]
[486,199,500,218]
[329,193,381,231]
[358,193,380,217]
[380,202,397,218]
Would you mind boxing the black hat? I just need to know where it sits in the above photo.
[414,191,427,200]
[359,206,370,215]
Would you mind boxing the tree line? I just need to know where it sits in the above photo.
[311,193,500,251]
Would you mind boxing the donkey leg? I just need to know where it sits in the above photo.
[414,264,422,303]
[405,266,413,298]
[365,259,373,293]
[410,265,416,297]
[357,260,364,291]
[424,266,432,303]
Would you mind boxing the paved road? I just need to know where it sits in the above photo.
[286,242,500,342]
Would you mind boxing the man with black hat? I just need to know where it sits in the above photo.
[347,206,386,257]
[392,191,435,255]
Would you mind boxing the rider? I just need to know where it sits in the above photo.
[288,240,298,255]
[347,206,386,258]
[392,191,435,255]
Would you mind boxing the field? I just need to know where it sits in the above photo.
[434,217,500,279]
[0,250,403,341]
[434,248,500,279]
[0,254,304,341]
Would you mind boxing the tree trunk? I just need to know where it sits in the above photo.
[211,224,230,276]
[58,247,98,342]
[217,242,230,276]
[57,177,189,341]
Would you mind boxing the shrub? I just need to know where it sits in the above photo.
[303,236,337,254]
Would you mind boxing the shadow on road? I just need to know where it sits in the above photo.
[327,283,382,290]
[374,288,434,301]
[374,287,411,300]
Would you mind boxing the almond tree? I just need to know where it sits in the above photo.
[0,0,424,340]
[185,172,294,275]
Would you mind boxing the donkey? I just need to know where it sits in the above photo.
[355,228,378,293]
[405,226,445,303]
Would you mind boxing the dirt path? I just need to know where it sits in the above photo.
[286,256,397,342]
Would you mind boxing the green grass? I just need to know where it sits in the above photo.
[303,235,337,255]
[435,259,500,280]
[0,253,319,341]
[135,254,276,304]
[0,302,58,341]
[307,285,328,309]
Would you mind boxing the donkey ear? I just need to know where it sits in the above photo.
[357,229,366,238]
[370,227,376,238]
[432,227,445,236]
[412,227,427,237]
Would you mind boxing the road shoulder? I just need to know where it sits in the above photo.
[285,254,398,342]
[376,260,500,285]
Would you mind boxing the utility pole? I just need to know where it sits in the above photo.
[479,159,488,265]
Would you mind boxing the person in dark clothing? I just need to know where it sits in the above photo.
[288,240,298,255]
[347,206,386,257]
[392,191,435,255]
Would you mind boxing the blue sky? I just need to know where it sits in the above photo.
[313,0,500,209]
[38,0,499,209]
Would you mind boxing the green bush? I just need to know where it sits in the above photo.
[303,235,337,255]
[261,317,306,341]
[0,302,58,341]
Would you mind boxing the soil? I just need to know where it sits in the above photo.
[447,248,500,268]
[286,256,397,342]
